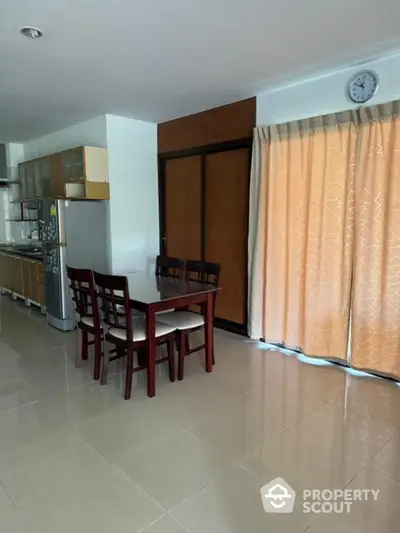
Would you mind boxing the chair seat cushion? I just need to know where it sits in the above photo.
[157,311,205,331]
[115,304,144,318]
[109,319,176,342]
[81,316,102,330]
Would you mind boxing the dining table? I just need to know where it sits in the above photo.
[120,272,220,397]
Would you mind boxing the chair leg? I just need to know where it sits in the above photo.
[76,328,83,368]
[101,341,110,385]
[93,333,102,380]
[124,346,134,400]
[212,335,215,365]
[82,332,89,360]
[185,334,190,355]
[167,337,175,382]
[176,331,185,381]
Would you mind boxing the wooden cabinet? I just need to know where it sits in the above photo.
[0,253,45,306]
[18,146,109,201]
[164,156,202,261]
[160,144,251,332]
[158,98,255,334]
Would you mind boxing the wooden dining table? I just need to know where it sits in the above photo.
[121,272,220,397]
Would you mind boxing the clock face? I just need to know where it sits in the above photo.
[348,71,379,104]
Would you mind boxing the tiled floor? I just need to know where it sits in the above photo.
[0,295,400,532]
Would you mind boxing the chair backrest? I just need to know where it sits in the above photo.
[155,255,185,279]
[66,266,100,328]
[185,260,221,287]
[93,271,132,337]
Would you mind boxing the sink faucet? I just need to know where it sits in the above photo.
[27,228,39,240]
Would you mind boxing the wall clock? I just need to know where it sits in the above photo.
[348,70,379,104]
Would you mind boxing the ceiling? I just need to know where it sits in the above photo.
[1,0,400,141]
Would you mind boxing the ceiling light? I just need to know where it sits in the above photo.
[19,26,43,39]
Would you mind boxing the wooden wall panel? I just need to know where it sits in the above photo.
[205,148,249,324]
[164,156,202,261]
[158,98,256,154]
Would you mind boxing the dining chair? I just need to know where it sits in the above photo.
[66,266,103,380]
[155,255,185,279]
[93,271,177,399]
[158,260,221,380]
[155,255,185,316]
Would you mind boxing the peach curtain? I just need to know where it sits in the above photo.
[249,112,359,361]
[351,102,400,379]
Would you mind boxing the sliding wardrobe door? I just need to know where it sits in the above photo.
[205,149,249,325]
[163,156,202,260]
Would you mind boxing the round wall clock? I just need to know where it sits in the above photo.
[348,70,379,104]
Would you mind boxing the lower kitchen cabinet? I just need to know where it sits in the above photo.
[0,253,45,306]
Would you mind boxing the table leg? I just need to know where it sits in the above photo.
[204,293,213,373]
[146,305,156,397]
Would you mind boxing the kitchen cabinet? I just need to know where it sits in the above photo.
[18,146,109,201]
[0,253,45,306]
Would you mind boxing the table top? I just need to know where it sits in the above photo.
[122,272,219,305]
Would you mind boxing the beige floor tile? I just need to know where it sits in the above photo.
[0,507,32,533]
[75,393,180,461]
[306,467,400,532]
[292,402,394,460]
[115,429,232,509]
[171,465,316,533]
[285,362,347,402]
[242,386,327,428]
[0,482,13,510]
[0,397,68,455]
[20,464,164,533]
[0,427,109,508]
[371,431,400,481]
[0,376,44,415]
[188,394,287,461]
[242,426,364,492]
[140,514,188,533]
[42,376,127,425]
[330,383,400,428]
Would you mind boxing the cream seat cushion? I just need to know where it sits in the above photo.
[157,311,204,331]
[109,319,176,342]
[81,316,102,329]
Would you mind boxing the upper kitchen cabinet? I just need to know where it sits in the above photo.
[18,146,109,201]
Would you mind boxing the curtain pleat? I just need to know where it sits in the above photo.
[351,104,400,379]
[248,113,358,361]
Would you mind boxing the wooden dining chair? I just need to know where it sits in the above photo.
[155,255,185,279]
[158,260,221,380]
[93,271,177,399]
[66,266,103,380]
[155,255,185,316]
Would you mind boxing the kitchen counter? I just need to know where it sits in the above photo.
[0,243,44,261]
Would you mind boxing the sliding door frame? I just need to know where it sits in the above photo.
[158,137,253,336]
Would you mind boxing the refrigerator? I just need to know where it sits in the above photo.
[39,199,109,331]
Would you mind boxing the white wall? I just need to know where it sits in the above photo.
[105,115,158,274]
[23,115,107,158]
[21,114,159,273]
[257,51,400,126]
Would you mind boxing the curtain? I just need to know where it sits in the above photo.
[351,102,400,379]
[248,112,359,361]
